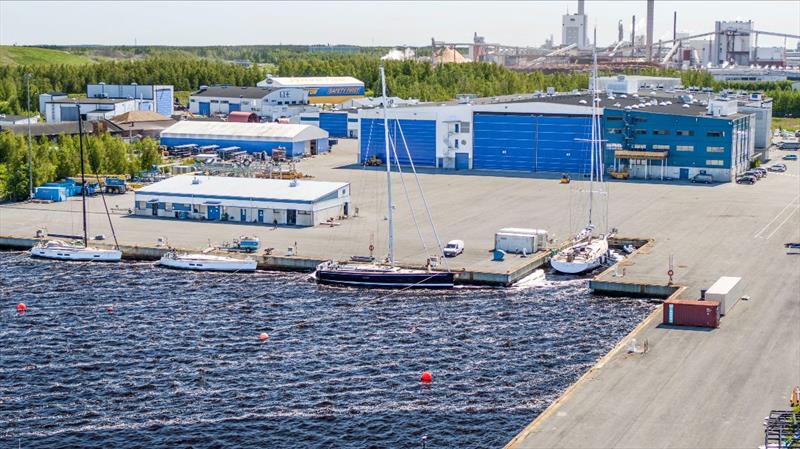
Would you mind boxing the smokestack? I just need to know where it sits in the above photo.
[578,0,585,15]
[619,20,624,43]
[646,0,654,60]
[673,11,677,42]
[631,15,636,47]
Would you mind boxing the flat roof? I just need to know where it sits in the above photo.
[48,97,130,105]
[191,86,284,99]
[160,120,328,142]
[136,175,348,203]
[264,76,364,87]
[1,120,125,136]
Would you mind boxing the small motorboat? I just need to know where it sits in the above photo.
[158,251,257,272]
[31,239,122,262]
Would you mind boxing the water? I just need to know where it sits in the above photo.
[0,252,655,448]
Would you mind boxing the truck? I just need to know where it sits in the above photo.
[104,177,127,194]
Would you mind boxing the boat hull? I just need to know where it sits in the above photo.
[158,256,257,272]
[550,238,609,274]
[31,246,122,262]
[550,256,604,274]
[315,269,454,289]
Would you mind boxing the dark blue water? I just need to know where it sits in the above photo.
[0,251,655,448]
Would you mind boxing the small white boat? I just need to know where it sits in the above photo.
[31,239,123,262]
[551,228,609,275]
[158,251,257,272]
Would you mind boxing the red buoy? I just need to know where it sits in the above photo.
[259,332,269,342]
[420,371,432,383]
[16,303,26,313]
[107,306,114,313]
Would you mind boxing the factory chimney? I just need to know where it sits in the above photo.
[578,0,585,15]
[631,15,636,47]
[618,20,624,43]
[646,0,654,60]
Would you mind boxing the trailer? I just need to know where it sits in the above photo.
[704,276,743,315]
[495,228,549,254]
[104,177,127,194]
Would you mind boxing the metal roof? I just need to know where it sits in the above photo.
[48,97,131,105]
[264,76,364,87]
[191,85,285,99]
[136,175,348,203]
[160,120,328,142]
[1,120,125,136]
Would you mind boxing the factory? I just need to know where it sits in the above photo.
[257,76,365,104]
[159,121,330,158]
[188,85,310,120]
[295,97,421,138]
[356,85,762,182]
[134,175,350,226]
[87,83,174,117]
[40,83,175,123]
[42,97,141,123]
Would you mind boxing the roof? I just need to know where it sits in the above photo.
[1,120,124,136]
[136,175,348,203]
[112,111,173,123]
[160,120,328,142]
[263,76,364,87]
[48,97,131,105]
[0,114,30,122]
[191,85,284,99]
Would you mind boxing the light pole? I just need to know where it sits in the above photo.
[24,72,33,199]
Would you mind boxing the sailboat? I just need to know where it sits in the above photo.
[314,67,455,289]
[158,250,257,272]
[31,109,123,262]
[551,39,612,275]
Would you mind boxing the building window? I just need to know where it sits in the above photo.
[653,130,670,135]
[676,145,694,152]
[461,122,471,133]
[634,129,647,135]
[633,117,648,123]
[606,116,623,121]
[652,144,670,150]
[706,131,724,137]
[606,143,623,150]
[608,128,622,134]
[676,130,694,136]
[706,160,724,166]
[632,144,647,150]
[706,146,725,153]
[210,100,219,103]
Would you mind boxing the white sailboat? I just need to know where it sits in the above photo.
[158,251,257,272]
[314,67,454,289]
[31,109,122,262]
[551,37,612,275]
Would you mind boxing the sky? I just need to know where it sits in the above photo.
[1,0,798,48]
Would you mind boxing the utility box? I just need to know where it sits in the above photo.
[704,276,743,315]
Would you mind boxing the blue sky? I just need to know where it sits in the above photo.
[1,1,798,48]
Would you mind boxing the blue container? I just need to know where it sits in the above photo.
[34,186,67,202]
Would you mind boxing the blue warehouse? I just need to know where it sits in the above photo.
[159,121,330,158]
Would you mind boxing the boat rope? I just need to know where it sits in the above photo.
[393,118,451,272]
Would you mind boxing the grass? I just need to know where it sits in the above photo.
[0,46,94,66]
[773,117,800,132]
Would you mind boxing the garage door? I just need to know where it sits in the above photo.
[472,112,593,173]
[319,112,348,138]
[155,88,173,116]
[60,106,79,122]
[360,118,436,167]
[228,103,241,113]
[198,102,210,116]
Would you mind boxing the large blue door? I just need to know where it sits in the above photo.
[240,208,247,222]
[228,103,241,113]
[319,112,348,137]
[455,152,469,170]
[207,205,220,220]
[155,88,173,116]
[472,112,592,173]
[198,102,210,116]
[679,168,689,179]
[257,209,264,224]
[360,118,436,166]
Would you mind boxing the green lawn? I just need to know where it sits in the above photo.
[0,46,93,66]
[772,117,800,132]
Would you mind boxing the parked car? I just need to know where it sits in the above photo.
[783,154,798,161]
[736,175,757,185]
[743,170,763,179]
[795,130,800,138]
[691,173,714,184]
[443,240,465,257]
[767,164,787,172]
[752,167,768,178]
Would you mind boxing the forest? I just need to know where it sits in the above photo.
[0,131,161,200]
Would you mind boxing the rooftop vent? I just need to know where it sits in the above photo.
[620,94,628,98]
[289,179,298,187]
[613,102,622,107]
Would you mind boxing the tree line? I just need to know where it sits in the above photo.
[0,131,161,200]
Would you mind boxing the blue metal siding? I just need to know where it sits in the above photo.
[155,88,173,116]
[359,118,436,166]
[198,102,210,116]
[160,136,294,156]
[319,112,348,137]
[473,113,592,173]
[228,103,241,113]
[316,138,330,153]
[292,141,306,157]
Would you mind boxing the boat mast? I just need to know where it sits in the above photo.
[380,66,395,265]
[76,105,88,247]
[588,40,597,228]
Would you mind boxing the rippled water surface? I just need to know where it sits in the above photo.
[0,251,654,448]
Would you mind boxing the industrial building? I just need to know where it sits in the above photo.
[0,114,38,125]
[111,110,175,140]
[134,175,350,226]
[297,110,358,138]
[355,86,760,182]
[257,76,365,104]
[87,83,174,117]
[188,85,310,120]
[159,121,330,157]
[596,75,682,94]
[42,97,140,123]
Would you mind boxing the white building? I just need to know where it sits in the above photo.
[0,114,39,126]
[189,85,310,120]
[87,83,174,117]
[562,13,588,49]
[43,97,139,123]
[134,175,351,226]
[257,76,365,104]
[712,20,753,66]
[595,75,682,94]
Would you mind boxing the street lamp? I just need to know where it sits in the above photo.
[24,72,33,200]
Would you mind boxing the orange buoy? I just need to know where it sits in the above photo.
[259,332,269,342]
[420,371,432,383]
[16,303,27,313]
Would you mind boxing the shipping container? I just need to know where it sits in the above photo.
[495,232,537,255]
[704,276,742,315]
[34,186,67,202]
[662,299,720,328]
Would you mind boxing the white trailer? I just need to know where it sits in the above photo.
[497,228,549,251]
[704,276,743,315]
[495,232,537,255]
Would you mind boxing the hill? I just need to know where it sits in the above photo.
[0,46,94,66]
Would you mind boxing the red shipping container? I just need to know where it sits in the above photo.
[662,299,720,328]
